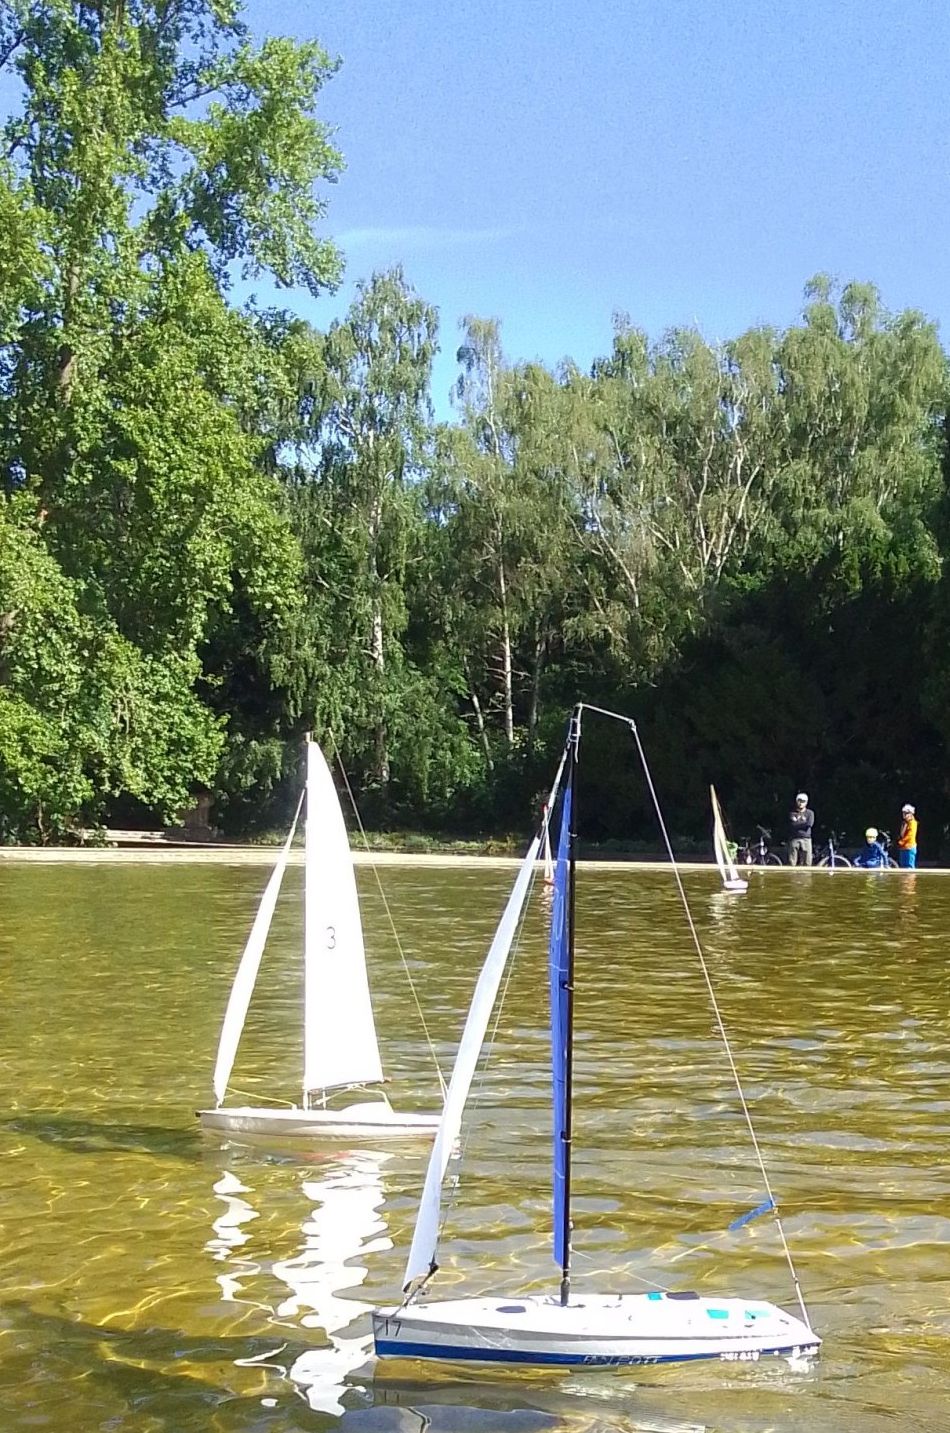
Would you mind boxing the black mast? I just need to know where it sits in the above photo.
[559,704,581,1306]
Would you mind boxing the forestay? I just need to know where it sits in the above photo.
[212,791,305,1106]
[402,834,541,1290]
[303,740,384,1098]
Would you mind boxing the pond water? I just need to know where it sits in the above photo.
[1,858,947,1431]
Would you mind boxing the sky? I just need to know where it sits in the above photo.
[7,1,950,417]
[245,0,949,416]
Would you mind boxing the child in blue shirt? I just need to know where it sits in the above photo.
[853,827,888,868]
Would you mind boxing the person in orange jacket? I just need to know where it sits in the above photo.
[898,804,918,869]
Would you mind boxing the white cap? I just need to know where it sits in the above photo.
[796,792,808,803]
[865,827,878,840]
[902,804,915,814]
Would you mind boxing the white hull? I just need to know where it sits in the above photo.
[373,1291,820,1368]
[198,1102,440,1141]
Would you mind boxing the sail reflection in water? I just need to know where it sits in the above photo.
[207,1170,263,1305]
[207,1151,390,1417]
[280,1150,391,1414]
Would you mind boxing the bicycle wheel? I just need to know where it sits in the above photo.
[766,853,783,866]
[887,857,898,869]
[829,854,851,868]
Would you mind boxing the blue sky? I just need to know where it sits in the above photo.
[250,0,948,415]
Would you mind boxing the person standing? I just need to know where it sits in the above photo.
[898,804,918,869]
[788,792,815,866]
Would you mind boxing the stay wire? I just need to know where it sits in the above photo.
[621,713,814,1331]
[328,733,447,1099]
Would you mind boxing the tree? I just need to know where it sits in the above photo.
[301,268,438,791]
[0,0,342,837]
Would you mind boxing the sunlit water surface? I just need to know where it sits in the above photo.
[1,859,948,1431]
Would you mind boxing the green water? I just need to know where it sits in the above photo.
[1,859,948,1431]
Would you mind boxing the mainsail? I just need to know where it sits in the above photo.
[212,790,304,1106]
[303,740,384,1099]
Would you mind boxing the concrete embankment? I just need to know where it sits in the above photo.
[0,842,945,872]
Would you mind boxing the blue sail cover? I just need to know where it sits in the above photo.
[548,785,572,1268]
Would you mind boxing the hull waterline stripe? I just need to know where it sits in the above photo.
[373,1338,819,1366]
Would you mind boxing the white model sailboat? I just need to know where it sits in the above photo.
[710,784,748,893]
[373,705,819,1368]
[198,737,441,1140]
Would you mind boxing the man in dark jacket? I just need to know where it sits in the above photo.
[788,792,815,866]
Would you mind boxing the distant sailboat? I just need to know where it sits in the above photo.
[197,737,441,1140]
[373,705,818,1368]
[710,785,748,894]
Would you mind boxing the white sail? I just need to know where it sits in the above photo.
[303,739,384,1098]
[710,784,746,892]
[542,807,554,884]
[403,835,541,1289]
[212,793,304,1105]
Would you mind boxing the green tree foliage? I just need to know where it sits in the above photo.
[0,0,340,839]
[250,269,483,826]
[0,497,222,841]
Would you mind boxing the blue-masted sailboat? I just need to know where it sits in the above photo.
[372,704,820,1369]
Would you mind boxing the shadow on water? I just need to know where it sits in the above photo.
[339,1400,558,1432]
[5,1112,202,1160]
[342,1376,709,1433]
[0,1300,325,1430]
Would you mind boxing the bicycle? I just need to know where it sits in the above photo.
[737,826,783,866]
[815,830,851,869]
[877,828,899,869]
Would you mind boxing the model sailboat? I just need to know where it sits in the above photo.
[710,784,748,893]
[373,705,819,1367]
[198,737,441,1140]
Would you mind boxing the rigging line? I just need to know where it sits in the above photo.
[624,715,814,1331]
[570,1245,673,1293]
[227,1088,296,1108]
[328,731,446,1100]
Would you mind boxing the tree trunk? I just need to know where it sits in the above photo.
[527,624,546,755]
[464,657,494,771]
[368,486,389,788]
[56,264,79,402]
[498,555,514,746]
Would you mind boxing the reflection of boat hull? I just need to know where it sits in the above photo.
[373,1292,819,1367]
[197,1103,440,1140]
